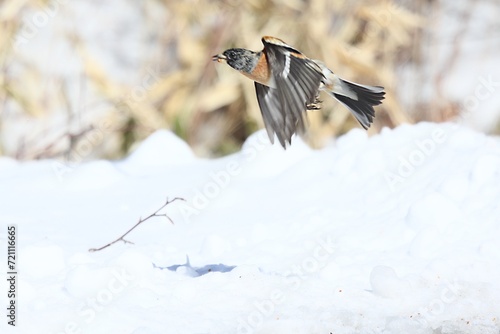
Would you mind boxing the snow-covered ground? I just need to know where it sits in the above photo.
[1,122,500,334]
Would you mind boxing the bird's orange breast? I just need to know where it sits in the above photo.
[241,52,272,87]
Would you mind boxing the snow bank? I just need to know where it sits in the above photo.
[0,122,499,334]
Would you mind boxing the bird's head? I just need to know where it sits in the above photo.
[212,48,259,73]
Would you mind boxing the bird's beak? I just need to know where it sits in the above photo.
[212,54,227,63]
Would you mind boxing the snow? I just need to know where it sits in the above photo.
[124,130,197,168]
[1,122,500,333]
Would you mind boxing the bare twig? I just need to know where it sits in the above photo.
[89,197,185,252]
[16,125,94,160]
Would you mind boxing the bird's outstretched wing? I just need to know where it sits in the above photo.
[254,82,295,148]
[254,36,324,148]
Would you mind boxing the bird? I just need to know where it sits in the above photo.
[212,36,386,149]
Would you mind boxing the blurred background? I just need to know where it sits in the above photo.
[0,0,499,159]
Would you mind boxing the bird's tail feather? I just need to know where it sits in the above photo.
[328,78,385,129]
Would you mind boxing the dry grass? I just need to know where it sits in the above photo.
[154,0,422,153]
[1,0,424,159]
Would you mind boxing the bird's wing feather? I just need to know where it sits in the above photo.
[254,82,283,146]
[256,36,324,148]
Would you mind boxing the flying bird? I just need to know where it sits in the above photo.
[213,36,385,148]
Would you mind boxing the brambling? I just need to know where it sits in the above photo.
[213,36,386,148]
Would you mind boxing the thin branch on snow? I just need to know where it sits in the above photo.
[88,197,185,252]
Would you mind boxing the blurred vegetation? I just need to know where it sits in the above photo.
[0,0,443,159]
